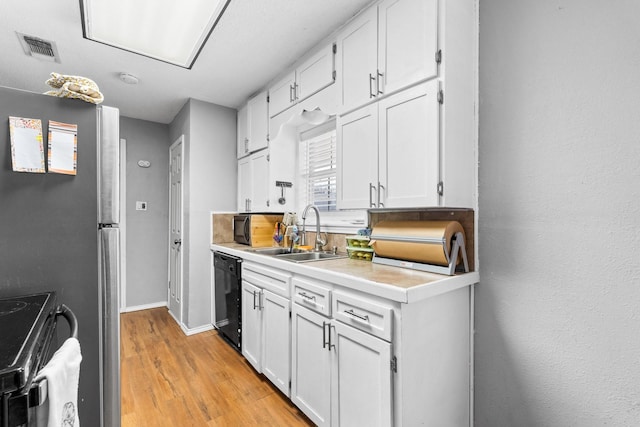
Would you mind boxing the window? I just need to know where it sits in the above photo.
[298,123,337,212]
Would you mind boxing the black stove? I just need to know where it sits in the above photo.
[0,292,58,427]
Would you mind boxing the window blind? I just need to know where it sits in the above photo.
[299,128,337,212]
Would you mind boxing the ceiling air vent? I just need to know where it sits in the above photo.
[16,32,61,63]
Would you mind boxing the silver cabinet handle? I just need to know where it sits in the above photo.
[298,292,316,304]
[377,71,384,95]
[289,84,295,103]
[378,182,385,208]
[369,183,377,208]
[344,309,370,323]
[329,324,335,350]
[293,82,299,101]
[369,73,376,98]
[322,321,329,349]
[252,290,257,310]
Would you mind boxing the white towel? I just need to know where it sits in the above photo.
[35,337,82,427]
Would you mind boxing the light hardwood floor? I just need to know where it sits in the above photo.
[121,308,314,426]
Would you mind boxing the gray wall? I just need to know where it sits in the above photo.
[120,116,170,309]
[169,98,237,329]
[477,1,640,426]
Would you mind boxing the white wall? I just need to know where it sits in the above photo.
[120,116,171,309]
[476,1,640,426]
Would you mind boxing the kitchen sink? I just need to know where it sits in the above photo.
[275,251,347,263]
[247,247,306,255]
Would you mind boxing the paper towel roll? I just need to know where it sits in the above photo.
[370,220,465,266]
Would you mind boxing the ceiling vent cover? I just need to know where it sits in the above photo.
[16,32,61,63]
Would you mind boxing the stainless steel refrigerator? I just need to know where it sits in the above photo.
[0,86,121,427]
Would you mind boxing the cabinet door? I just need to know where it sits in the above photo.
[296,44,335,102]
[237,103,249,158]
[269,72,296,118]
[337,104,378,209]
[241,281,262,373]
[261,290,291,397]
[378,0,438,95]
[331,321,392,427]
[378,80,439,208]
[335,6,378,113]
[237,156,251,212]
[250,150,270,211]
[291,304,331,427]
[248,90,269,152]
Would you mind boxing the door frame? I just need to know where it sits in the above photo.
[168,135,184,323]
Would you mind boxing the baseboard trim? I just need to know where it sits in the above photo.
[121,301,167,313]
[166,308,214,336]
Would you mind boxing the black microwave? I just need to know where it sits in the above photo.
[233,214,283,246]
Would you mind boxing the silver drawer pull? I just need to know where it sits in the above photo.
[299,292,316,302]
[344,309,369,323]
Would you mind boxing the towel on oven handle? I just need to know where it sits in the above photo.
[34,337,82,427]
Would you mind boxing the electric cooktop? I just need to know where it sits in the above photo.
[0,292,57,394]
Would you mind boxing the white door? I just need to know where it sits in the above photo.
[331,321,393,427]
[291,304,332,427]
[241,281,262,372]
[168,136,184,321]
[378,80,440,207]
[261,290,291,397]
[336,6,378,113]
[337,103,378,209]
[378,0,439,95]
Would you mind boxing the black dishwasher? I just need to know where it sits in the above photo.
[213,252,242,352]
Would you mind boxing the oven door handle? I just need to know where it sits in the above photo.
[56,304,78,339]
[28,304,79,409]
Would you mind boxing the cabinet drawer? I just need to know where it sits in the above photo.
[292,276,331,317]
[243,261,291,298]
[332,291,392,342]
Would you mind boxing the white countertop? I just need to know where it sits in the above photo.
[211,243,478,303]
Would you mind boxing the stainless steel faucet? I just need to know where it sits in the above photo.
[301,204,327,251]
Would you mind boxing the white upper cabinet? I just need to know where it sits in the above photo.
[336,0,439,114]
[296,43,336,102]
[268,72,297,120]
[338,80,440,210]
[378,80,440,208]
[337,103,378,210]
[248,90,269,153]
[237,90,269,158]
[236,103,248,158]
[335,7,378,114]
[237,150,270,212]
[378,0,438,95]
[269,44,336,118]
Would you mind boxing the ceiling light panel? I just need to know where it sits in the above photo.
[81,0,229,68]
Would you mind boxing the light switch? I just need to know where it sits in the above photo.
[136,201,147,211]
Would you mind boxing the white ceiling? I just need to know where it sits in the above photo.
[0,0,374,124]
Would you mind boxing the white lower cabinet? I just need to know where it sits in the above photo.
[241,263,471,426]
[241,262,291,397]
[331,320,392,427]
[290,278,393,427]
[291,304,332,426]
